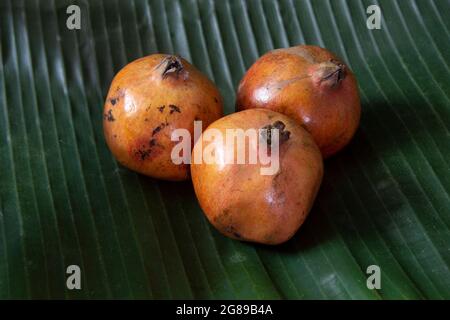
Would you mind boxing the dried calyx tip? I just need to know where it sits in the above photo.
[319,59,346,87]
[160,55,185,79]
[261,120,291,146]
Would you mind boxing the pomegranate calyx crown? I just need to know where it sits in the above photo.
[159,55,186,79]
[314,59,347,88]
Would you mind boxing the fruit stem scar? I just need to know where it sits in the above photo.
[157,55,187,79]
[261,120,291,147]
[169,104,181,114]
[152,122,168,136]
[103,109,115,122]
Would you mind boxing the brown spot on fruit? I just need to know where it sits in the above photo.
[135,149,151,161]
[109,89,124,106]
[130,137,163,162]
[157,105,165,113]
[152,123,167,136]
[169,104,181,114]
[152,126,161,136]
[103,109,115,122]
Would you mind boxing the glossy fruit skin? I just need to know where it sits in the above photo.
[236,45,361,158]
[103,54,223,180]
[191,109,323,245]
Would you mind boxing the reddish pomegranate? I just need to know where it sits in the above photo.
[236,45,361,158]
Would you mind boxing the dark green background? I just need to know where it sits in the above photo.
[1,0,449,299]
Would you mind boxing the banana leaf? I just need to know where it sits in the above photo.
[0,0,449,299]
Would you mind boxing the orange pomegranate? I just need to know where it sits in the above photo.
[236,45,361,158]
[191,109,323,245]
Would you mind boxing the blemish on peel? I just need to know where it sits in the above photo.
[169,104,181,114]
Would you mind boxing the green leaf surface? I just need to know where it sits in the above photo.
[1,0,449,299]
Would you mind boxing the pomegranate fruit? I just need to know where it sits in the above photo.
[236,45,361,158]
[191,109,323,245]
[103,54,223,180]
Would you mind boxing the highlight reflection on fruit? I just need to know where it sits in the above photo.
[191,109,323,245]
[103,54,223,180]
[236,45,361,158]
